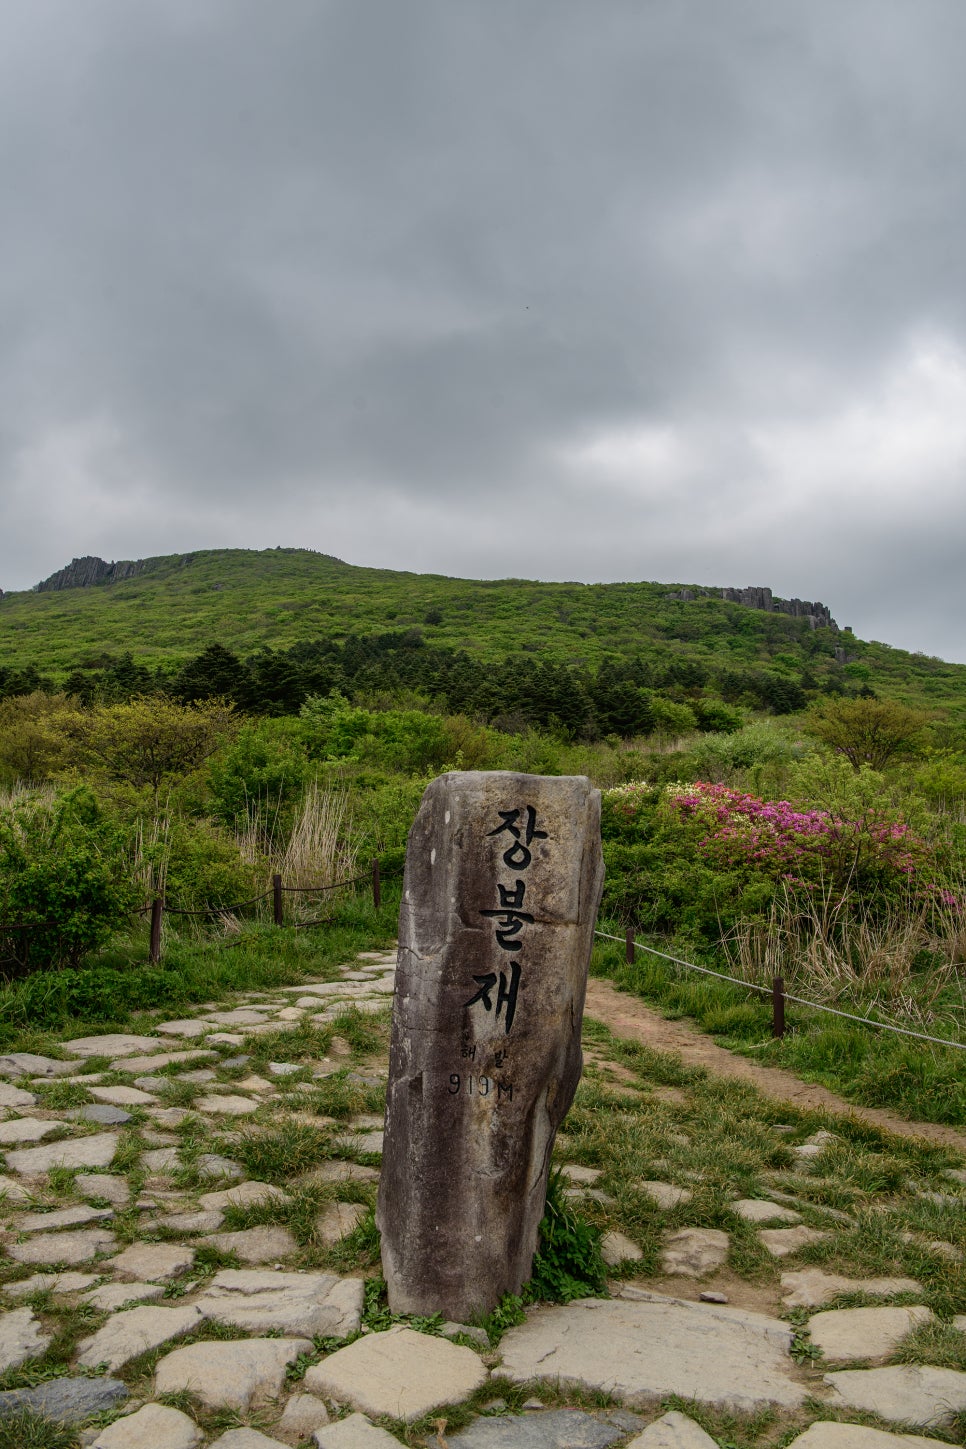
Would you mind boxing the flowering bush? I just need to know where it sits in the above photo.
[663,781,934,899]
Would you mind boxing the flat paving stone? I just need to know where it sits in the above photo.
[69,1103,132,1125]
[786,1426,938,1449]
[0,1172,30,1203]
[14,1204,113,1233]
[730,1199,800,1224]
[0,1374,128,1423]
[8,1228,116,1265]
[154,1336,312,1410]
[142,1147,181,1172]
[641,1182,692,1210]
[156,1019,212,1037]
[317,1201,368,1243]
[0,1081,37,1108]
[76,1172,130,1205]
[209,1431,289,1449]
[660,1228,729,1276]
[601,1231,644,1266]
[808,1305,933,1361]
[197,1153,243,1179]
[159,1209,225,1233]
[7,1131,119,1174]
[3,1271,98,1297]
[64,1034,162,1058]
[0,1052,75,1078]
[84,1280,167,1311]
[198,1180,291,1211]
[824,1364,966,1427]
[304,1324,488,1421]
[307,1161,380,1185]
[625,1413,718,1449]
[111,1241,196,1280]
[90,1084,158,1107]
[448,1409,630,1449]
[313,1412,401,1449]
[498,1296,807,1412]
[0,1116,60,1143]
[279,1393,330,1436]
[0,1306,50,1370]
[199,1225,298,1262]
[337,1129,384,1154]
[197,1268,364,1337]
[195,1093,259,1115]
[152,1107,194,1127]
[90,1401,204,1448]
[113,1050,215,1073]
[759,1226,828,1258]
[77,1302,205,1371]
[780,1269,923,1309]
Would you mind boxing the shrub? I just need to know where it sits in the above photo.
[0,786,138,975]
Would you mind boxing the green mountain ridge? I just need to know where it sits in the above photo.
[2,547,964,722]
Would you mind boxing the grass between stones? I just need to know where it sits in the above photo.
[1,942,965,1449]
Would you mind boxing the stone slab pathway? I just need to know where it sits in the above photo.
[0,945,963,1446]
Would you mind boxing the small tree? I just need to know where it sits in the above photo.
[72,698,236,798]
[807,697,929,771]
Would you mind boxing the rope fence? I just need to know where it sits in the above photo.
[594,929,966,1053]
[0,860,387,965]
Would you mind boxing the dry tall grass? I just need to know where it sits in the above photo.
[724,881,966,1031]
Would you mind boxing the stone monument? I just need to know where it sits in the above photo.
[376,770,604,1320]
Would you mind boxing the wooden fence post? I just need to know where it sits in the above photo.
[149,899,163,964]
[372,859,381,911]
[772,975,786,1038]
[625,927,636,964]
[273,874,283,927]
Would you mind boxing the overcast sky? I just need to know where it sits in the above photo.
[2,1,966,662]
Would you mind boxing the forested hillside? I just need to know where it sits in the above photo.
[2,547,965,727]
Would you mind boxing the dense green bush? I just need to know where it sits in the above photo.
[0,787,138,975]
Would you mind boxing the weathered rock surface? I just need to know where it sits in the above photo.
[63,1033,161,1058]
[659,1228,729,1276]
[447,1409,631,1449]
[279,1392,330,1436]
[0,1173,30,1202]
[197,1269,364,1336]
[317,1201,368,1243]
[601,1232,644,1265]
[0,1116,60,1143]
[198,1180,290,1211]
[71,1103,132,1124]
[4,1271,98,1297]
[759,1226,827,1258]
[304,1324,488,1420]
[780,1269,923,1309]
[90,1084,158,1106]
[90,1401,203,1448]
[209,1432,289,1449]
[730,1198,800,1224]
[0,1081,37,1107]
[626,1412,719,1449]
[498,1297,807,1411]
[378,771,604,1319]
[195,1093,259,1115]
[7,1132,118,1173]
[825,1365,966,1426]
[7,1228,116,1265]
[111,1242,196,1280]
[0,1306,50,1370]
[786,1424,938,1449]
[200,1225,297,1262]
[0,1374,128,1422]
[808,1305,933,1361]
[77,1303,205,1370]
[154,1336,312,1410]
[313,1416,402,1449]
[76,1172,130,1205]
[641,1182,691,1210]
[14,1204,113,1233]
[84,1281,166,1311]
[0,1052,75,1078]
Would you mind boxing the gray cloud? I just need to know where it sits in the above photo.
[1,0,965,660]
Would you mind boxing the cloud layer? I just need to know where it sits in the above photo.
[2,1,965,659]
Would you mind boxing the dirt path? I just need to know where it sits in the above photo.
[585,977,966,1155]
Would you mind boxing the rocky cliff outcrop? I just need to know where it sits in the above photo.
[34,556,152,591]
[665,585,837,630]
